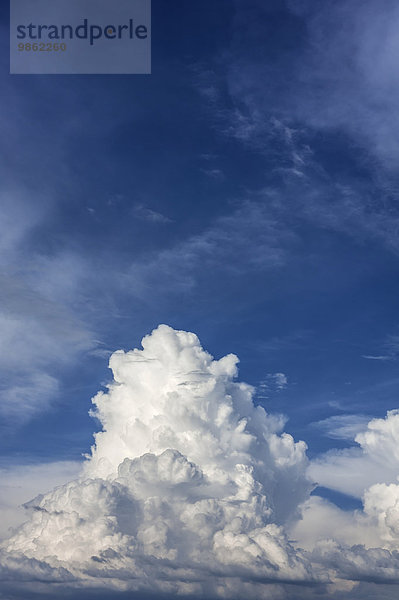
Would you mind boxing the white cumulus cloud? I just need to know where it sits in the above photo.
[5,327,399,599]
[1,325,314,597]
[309,410,399,498]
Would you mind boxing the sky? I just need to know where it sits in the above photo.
[3,0,399,598]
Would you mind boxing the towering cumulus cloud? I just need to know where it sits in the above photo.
[8,326,399,598]
[1,325,315,598]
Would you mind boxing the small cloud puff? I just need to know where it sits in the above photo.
[257,372,288,398]
[132,204,172,224]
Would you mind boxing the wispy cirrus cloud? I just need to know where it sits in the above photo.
[131,203,173,224]
[362,355,393,361]
[311,414,372,442]
[0,190,96,422]
[123,199,299,299]
[362,333,399,362]
[228,0,399,170]
[193,0,399,265]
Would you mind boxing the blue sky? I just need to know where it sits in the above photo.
[4,1,399,597]
[2,0,399,464]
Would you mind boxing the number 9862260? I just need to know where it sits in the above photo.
[18,42,67,51]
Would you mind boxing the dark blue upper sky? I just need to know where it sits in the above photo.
[2,0,399,511]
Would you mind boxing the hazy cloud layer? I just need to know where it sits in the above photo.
[0,461,81,540]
